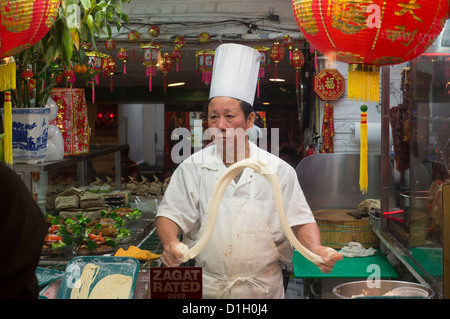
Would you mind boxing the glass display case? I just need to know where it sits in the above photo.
[13,144,128,214]
[379,20,450,298]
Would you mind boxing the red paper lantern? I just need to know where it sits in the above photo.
[198,32,211,45]
[127,30,140,62]
[270,42,285,80]
[21,68,33,81]
[104,39,117,51]
[0,0,60,59]
[174,35,186,49]
[160,52,173,94]
[62,69,75,88]
[0,0,60,165]
[148,25,160,38]
[117,48,130,74]
[282,35,295,59]
[102,55,116,92]
[141,42,161,91]
[196,49,214,85]
[292,0,449,102]
[21,67,34,92]
[86,51,106,103]
[171,47,183,72]
[290,48,305,88]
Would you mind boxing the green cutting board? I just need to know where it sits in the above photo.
[292,250,398,278]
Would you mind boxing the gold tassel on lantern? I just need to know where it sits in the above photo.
[348,64,380,103]
[359,105,368,194]
[0,57,17,166]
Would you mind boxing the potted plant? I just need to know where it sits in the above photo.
[1,0,130,163]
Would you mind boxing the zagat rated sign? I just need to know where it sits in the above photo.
[150,267,202,299]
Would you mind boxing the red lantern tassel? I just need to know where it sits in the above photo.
[314,51,317,70]
[132,47,135,62]
[123,63,127,74]
[296,70,299,89]
[110,76,113,93]
[149,76,152,92]
[91,82,95,104]
[257,78,260,98]
[164,75,167,94]
[274,65,277,80]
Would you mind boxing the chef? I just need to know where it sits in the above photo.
[156,43,342,299]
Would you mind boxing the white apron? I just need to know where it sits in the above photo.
[194,167,291,299]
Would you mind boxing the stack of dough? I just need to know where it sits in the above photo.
[70,263,133,299]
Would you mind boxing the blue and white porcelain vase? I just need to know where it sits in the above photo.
[0,107,50,164]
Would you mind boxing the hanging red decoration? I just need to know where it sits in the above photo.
[174,35,186,49]
[321,102,334,154]
[141,42,161,92]
[198,32,211,45]
[0,0,60,165]
[289,48,305,89]
[292,0,449,102]
[127,30,140,62]
[86,51,106,103]
[269,42,285,80]
[313,68,345,101]
[160,52,174,94]
[102,55,117,93]
[81,42,92,51]
[282,35,295,59]
[171,47,183,72]
[196,49,214,85]
[104,39,117,51]
[253,46,269,98]
[62,69,75,88]
[21,67,34,92]
[148,25,160,38]
[117,48,130,74]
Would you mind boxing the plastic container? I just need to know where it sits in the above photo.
[58,256,140,299]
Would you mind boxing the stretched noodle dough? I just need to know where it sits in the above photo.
[177,158,337,266]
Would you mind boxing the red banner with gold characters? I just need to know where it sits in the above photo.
[313,68,345,101]
[50,88,90,156]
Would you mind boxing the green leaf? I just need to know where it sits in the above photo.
[86,14,94,31]
[62,28,73,68]
[94,11,104,24]
[80,0,91,10]
[106,23,112,39]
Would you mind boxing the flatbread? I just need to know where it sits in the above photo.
[88,274,133,299]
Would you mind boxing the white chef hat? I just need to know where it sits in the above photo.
[209,43,261,106]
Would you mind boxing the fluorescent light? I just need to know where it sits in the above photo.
[167,82,186,87]
[262,102,270,105]
[269,78,285,82]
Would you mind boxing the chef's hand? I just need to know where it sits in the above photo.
[314,246,343,274]
[160,240,184,267]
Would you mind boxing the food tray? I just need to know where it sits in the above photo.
[36,267,65,288]
[57,256,140,299]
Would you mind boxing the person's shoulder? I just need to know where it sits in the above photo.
[251,143,291,169]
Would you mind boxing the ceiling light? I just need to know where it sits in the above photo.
[167,82,186,87]
[269,78,285,82]
[262,102,270,105]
